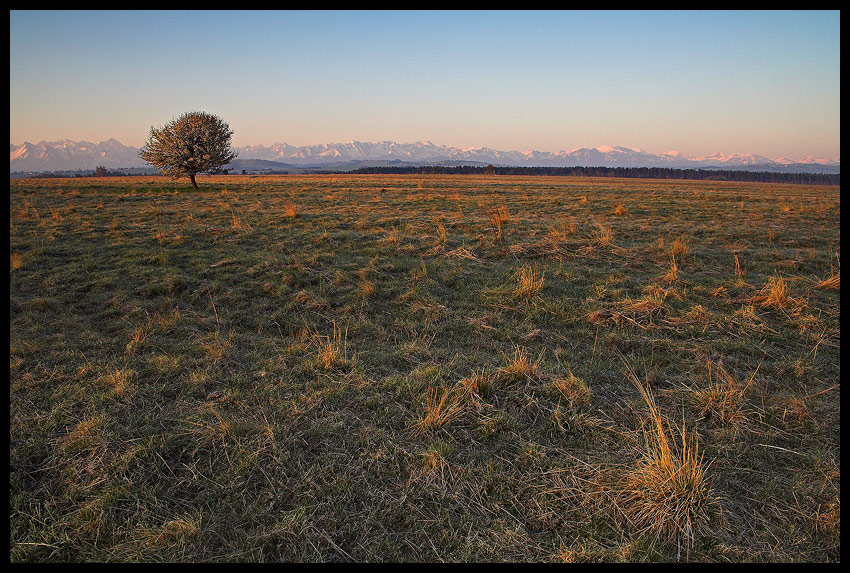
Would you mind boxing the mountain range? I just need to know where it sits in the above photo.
[10,138,840,174]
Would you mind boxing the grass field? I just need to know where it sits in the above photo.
[9,174,840,562]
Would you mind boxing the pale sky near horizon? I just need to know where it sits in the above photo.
[9,10,841,159]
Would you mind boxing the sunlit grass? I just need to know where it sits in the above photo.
[9,174,840,562]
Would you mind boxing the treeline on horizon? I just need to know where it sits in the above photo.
[14,164,839,186]
[344,164,840,185]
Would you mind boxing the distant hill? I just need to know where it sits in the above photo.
[11,139,840,174]
[9,139,146,172]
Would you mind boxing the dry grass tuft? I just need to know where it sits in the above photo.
[815,262,840,290]
[499,344,542,381]
[665,304,714,333]
[11,252,24,271]
[228,206,251,230]
[61,415,107,456]
[197,328,232,363]
[733,254,745,283]
[456,366,495,405]
[420,445,449,472]
[357,279,376,300]
[661,255,680,284]
[553,371,591,408]
[282,203,298,218]
[312,321,356,371]
[487,205,511,242]
[434,221,448,246]
[155,517,200,544]
[513,264,545,302]
[380,226,400,247]
[620,359,720,557]
[689,359,758,429]
[757,272,791,309]
[546,218,577,248]
[671,236,689,258]
[293,289,330,312]
[778,394,812,427]
[592,218,614,247]
[415,386,466,433]
[618,284,668,316]
[408,443,455,491]
[98,368,137,396]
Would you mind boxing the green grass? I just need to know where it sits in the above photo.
[10,174,840,561]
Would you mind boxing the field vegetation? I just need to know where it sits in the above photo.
[9,173,840,561]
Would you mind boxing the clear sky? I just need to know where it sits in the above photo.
[9,10,841,159]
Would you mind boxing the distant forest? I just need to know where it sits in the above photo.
[14,164,839,186]
[345,165,840,185]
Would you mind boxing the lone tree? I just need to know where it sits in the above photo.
[139,111,237,189]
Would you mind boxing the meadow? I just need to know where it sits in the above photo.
[9,173,840,562]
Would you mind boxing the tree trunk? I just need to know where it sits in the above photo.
[189,173,199,189]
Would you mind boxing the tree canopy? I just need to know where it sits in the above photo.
[139,111,237,189]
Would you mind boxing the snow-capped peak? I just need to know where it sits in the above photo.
[10,138,840,173]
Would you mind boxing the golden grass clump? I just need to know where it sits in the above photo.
[313,321,356,371]
[282,203,298,218]
[98,368,137,396]
[553,371,591,408]
[666,304,714,333]
[618,283,668,316]
[815,269,840,290]
[621,360,719,557]
[592,219,614,247]
[125,325,152,355]
[420,445,449,473]
[357,279,376,300]
[184,403,234,445]
[415,386,466,433]
[434,221,448,245]
[622,418,718,557]
[547,218,577,247]
[661,255,679,284]
[671,236,689,258]
[61,415,107,457]
[154,517,200,545]
[779,394,811,427]
[757,273,790,309]
[228,207,251,230]
[11,252,24,271]
[513,264,545,302]
[197,328,232,364]
[380,227,400,247]
[487,205,511,242]
[293,289,330,312]
[690,359,758,429]
[499,344,542,381]
[408,443,455,491]
[456,366,495,405]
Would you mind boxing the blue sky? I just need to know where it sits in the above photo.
[9,10,840,159]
